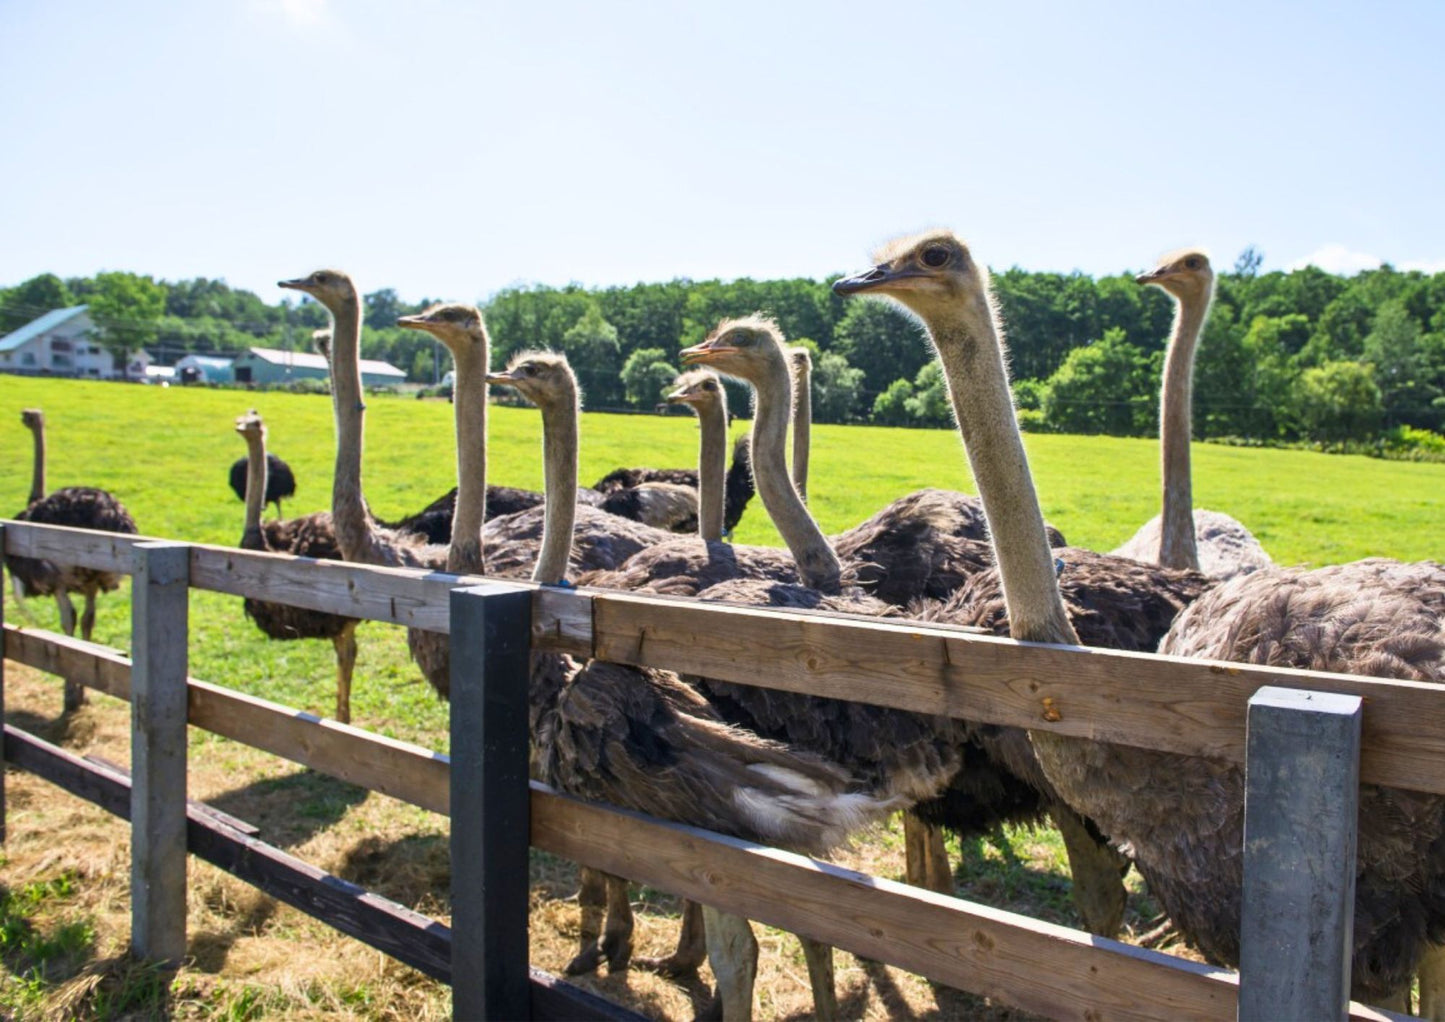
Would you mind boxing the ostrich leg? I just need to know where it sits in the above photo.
[702,906,759,1022]
[1417,945,1445,1020]
[57,591,86,711]
[800,936,838,1021]
[636,899,708,977]
[332,622,358,724]
[601,873,634,970]
[1051,801,1129,937]
[567,866,610,975]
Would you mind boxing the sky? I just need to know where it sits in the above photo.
[2,1,1443,305]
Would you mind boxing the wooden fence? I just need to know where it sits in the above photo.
[0,519,1424,1020]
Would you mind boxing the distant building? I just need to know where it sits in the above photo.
[232,346,406,388]
[174,353,235,384]
[145,364,176,384]
[0,306,116,378]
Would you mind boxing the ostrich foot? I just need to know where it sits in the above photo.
[636,900,707,979]
[703,906,757,1022]
[800,936,838,1021]
[1053,802,1129,937]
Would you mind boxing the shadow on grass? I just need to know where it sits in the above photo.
[203,768,369,850]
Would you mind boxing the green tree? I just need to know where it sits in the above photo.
[1288,361,1383,444]
[872,378,915,426]
[1363,300,1439,429]
[562,302,623,406]
[620,347,677,409]
[831,300,929,408]
[1041,329,1158,435]
[808,350,864,423]
[904,361,952,427]
[89,272,167,378]
[1,273,76,333]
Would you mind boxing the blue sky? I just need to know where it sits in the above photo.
[2,1,1442,304]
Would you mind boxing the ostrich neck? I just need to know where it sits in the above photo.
[751,356,840,591]
[696,397,727,542]
[791,362,811,501]
[447,343,488,575]
[533,397,578,585]
[28,422,45,504]
[327,293,373,561]
[930,304,1076,644]
[1158,288,1211,571]
[241,432,267,544]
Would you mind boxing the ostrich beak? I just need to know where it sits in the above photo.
[395,314,430,331]
[832,262,927,295]
[664,386,691,404]
[679,342,736,365]
[486,370,519,385]
[1135,265,1174,285]
[278,277,315,293]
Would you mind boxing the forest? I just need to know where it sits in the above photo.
[3,246,1444,455]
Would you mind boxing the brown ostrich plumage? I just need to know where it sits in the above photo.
[833,488,1067,607]
[591,434,755,535]
[1066,559,1445,1004]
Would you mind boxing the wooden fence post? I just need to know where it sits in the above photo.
[1239,685,1362,1022]
[449,582,532,1021]
[130,540,190,965]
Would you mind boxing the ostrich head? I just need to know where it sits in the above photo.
[20,408,43,432]
[665,368,725,411]
[1135,249,1214,303]
[832,230,993,332]
[678,315,787,385]
[396,302,488,358]
[787,346,812,374]
[234,409,265,442]
[311,328,333,361]
[277,269,357,315]
[486,351,575,414]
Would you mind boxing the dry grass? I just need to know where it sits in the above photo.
[0,659,1209,1020]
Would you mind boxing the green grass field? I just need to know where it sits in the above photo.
[1,374,1443,1018]
[3,372,1443,737]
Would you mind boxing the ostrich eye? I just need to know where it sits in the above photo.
[922,247,950,268]
[1185,256,1200,270]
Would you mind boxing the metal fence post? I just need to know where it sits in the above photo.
[1239,685,1362,1022]
[131,540,190,964]
[450,582,532,1021]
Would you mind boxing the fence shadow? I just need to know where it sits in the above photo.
[202,768,369,851]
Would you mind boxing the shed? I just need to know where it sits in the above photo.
[232,346,406,387]
[174,354,235,384]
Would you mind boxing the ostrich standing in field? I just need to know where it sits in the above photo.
[487,348,903,1021]
[279,269,489,701]
[233,410,360,722]
[787,346,811,500]
[591,436,756,536]
[6,408,138,712]
[836,228,1445,1013]
[1111,250,1272,578]
[228,451,295,517]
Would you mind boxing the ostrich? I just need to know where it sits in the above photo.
[787,346,811,500]
[278,270,488,701]
[1110,250,1272,578]
[6,408,138,712]
[227,451,295,517]
[486,349,903,1021]
[835,229,1445,1013]
[233,410,360,722]
[591,435,756,535]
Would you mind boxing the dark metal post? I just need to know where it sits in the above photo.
[1239,685,1362,1021]
[131,541,190,964]
[450,583,532,1021]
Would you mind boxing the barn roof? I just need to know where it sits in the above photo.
[0,305,90,353]
[241,346,405,378]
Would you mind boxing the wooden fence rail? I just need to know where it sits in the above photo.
[0,519,1424,1020]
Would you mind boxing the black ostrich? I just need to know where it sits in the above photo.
[6,408,139,712]
[228,452,296,517]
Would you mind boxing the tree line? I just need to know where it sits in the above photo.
[3,248,1443,454]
